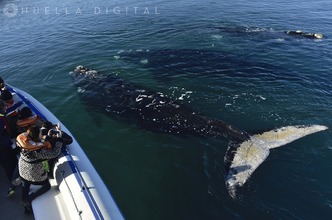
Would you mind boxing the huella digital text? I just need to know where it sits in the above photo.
[17,6,160,15]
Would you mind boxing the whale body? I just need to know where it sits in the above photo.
[70,66,248,140]
[286,30,324,39]
[216,24,324,39]
[70,66,328,198]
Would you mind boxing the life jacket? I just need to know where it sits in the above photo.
[16,133,52,151]
[17,115,40,130]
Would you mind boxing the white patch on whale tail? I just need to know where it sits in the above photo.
[225,125,328,198]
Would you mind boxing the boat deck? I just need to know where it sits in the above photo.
[0,168,34,220]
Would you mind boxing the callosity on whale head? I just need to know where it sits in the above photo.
[70,65,98,77]
[69,65,100,86]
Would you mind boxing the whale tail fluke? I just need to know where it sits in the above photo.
[224,125,328,198]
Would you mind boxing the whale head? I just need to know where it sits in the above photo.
[70,65,98,77]
[70,65,100,86]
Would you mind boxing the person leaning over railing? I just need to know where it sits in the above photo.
[17,125,63,214]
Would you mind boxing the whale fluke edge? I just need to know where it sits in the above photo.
[225,125,328,198]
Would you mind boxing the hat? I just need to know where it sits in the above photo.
[0,77,4,84]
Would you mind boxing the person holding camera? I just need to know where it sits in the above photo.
[17,125,63,214]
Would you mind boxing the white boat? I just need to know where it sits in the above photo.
[2,85,125,220]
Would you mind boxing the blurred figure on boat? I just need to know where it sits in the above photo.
[40,121,73,148]
[17,126,63,214]
[17,126,52,151]
[0,77,6,95]
[40,121,73,177]
[1,89,21,137]
[1,89,20,116]
[0,100,19,197]
[16,106,44,133]
[9,106,47,189]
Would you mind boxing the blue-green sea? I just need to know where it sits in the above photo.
[1,0,332,219]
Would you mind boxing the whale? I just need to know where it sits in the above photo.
[216,24,324,39]
[70,65,328,198]
[285,30,324,39]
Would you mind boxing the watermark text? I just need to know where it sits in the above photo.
[3,4,160,17]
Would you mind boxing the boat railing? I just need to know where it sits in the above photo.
[61,148,106,220]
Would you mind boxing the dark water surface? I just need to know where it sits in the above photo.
[1,0,332,219]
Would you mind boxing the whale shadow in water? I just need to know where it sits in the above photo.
[70,66,328,198]
[116,49,301,84]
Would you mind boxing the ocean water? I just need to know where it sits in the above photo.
[1,0,332,219]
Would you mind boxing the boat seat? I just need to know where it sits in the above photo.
[31,179,71,220]
[31,153,96,220]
